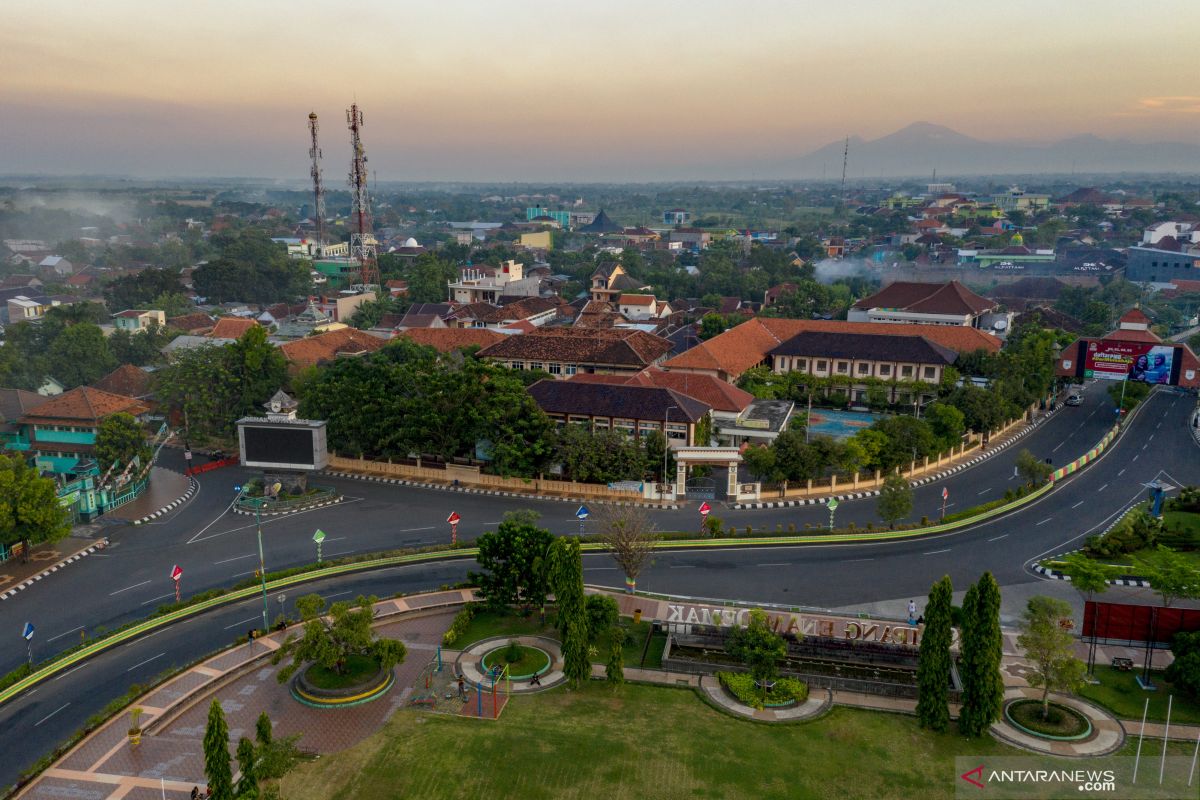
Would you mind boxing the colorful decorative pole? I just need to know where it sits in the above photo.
[698,501,711,534]
[313,529,326,563]
[940,486,948,521]
[625,574,636,594]
[170,564,183,604]
[447,511,460,546]
[827,497,839,531]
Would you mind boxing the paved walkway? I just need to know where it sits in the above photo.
[106,467,191,522]
[458,635,564,692]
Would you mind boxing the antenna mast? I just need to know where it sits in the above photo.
[346,102,379,291]
[307,112,326,254]
[840,136,850,201]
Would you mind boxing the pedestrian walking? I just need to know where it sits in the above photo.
[530,671,541,687]
[907,600,917,626]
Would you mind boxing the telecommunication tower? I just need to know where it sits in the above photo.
[346,103,379,290]
[840,136,850,201]
[307,112,326,254]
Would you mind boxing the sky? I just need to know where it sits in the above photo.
[2,0,1199,181]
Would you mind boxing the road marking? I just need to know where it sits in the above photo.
[47,626,84,643]
[213,553,256,565]
[756,563,789,567]
[325,591,353,600]
[1036,518,1053,526]
[1052,442,1065,452]
[1132,455,1139,462]
[324,549,352,557]
[224,615,261,630]
[1142,444,1148,451]
[125,653,165,673]
[323,537,347,543]
[140,592,176,606]
[398,526,435,533]
[987,534,1008,542]
[1098,484,1108,493]
[1071,501,1085,509]
[1157,422,1162,429]
[188,497,365,544]
[109,580,151,596]
[1118,469,1126,477]
[52,663,87,682]
[846,557,874,563]
[35,703,69,727]
[977,488,992,496]
[669,565,695,569]
[1149,434,1155,442]
[586,567,619,571]
[232,569,257,577]
[923,549,950,555]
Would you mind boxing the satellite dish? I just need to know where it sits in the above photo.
[270,482,282,497]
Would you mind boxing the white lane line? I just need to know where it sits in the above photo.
[1071,501,1085,509]
[987,534,1008,542]
[35,703,70,727]
[140,592,176,607]
[223,615,261,630]
[325,591,353,600]
[586,567,619,571]
[1142,444,1148,451]
[1118,469,1126,477]
[1149,434,1155,442]
[213,553,256,565]
[109,580,151,596]
[324,549,352,557]
[846,557,874,563]
[125,653,165,673]
[1156,422,1162,429]
[1133,455,1139,462]
[1052,442,1065,452]
[231,569,256,577]
[47,626,84,643]
[669,565,695,569]
[1036,517,1053,525]
[52,663,87,682]
[398,526,435,533]
[1098,484,1109,493]
[977,488,993,496]
[756,563,790,567]
[188,497,365,544]
[323,537,347,543]
[923,549,951,556]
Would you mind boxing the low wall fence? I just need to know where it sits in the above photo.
[184,455,240,477]
[327,454,643,501]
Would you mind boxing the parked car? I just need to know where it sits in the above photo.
[1065,392,1083,407]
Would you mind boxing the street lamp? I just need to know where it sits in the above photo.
[241,482,279,634]
[662,405,678,501]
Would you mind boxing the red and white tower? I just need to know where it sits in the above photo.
[346,103,379,291]
[307,111,326,254]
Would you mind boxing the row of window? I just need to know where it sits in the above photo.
[777,357,938,381]
[35,425,94,433]
[549,416,688,440]
[508,361,579,375]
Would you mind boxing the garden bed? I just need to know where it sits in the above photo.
[1004,699,1091,740]
[718,672,808,710]
[302,654,382,691]
[482,644,551,679]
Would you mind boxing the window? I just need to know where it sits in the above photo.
[528,362,543,372]
[797,358,808,371]
[638,422,658,436]
[665,423,687,440]
[923,366,936,380]
[509,361,523,370]
[901,365,914,378]
[614,418,635,435]
[548,363,562,375]
[878,364,891,377]
[836,361,848,374]
[593,419,609,430]
[857,362,871,375]
[565,364,577,375]
[816,360,828,372]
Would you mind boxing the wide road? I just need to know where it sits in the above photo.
[0,385,1195,790]
[0,379,1122,679]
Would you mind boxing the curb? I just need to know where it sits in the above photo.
[733,409,1056,510]
[321,469,680,510]
[1033,504,1153,588]
[231,495,344,517]
[0,539,110,601]
[132,477,199,525]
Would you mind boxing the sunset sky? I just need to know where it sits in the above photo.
[2,0,1198,181]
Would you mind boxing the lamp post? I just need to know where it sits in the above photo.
[662,405,678,501]
[242,482,279,634]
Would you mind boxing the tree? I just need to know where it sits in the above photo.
[46,323,117,388]
[1165,631,1200,701]
[93,413,149,472]
[235,737,257,798]
[595,505,659,594]
[1134,546,1200,608]
[585,595,619,642]
[203,699,233,800]
[871,415,937,470]
[104,268,187,311]
[876,473,913,528]
[725,608,788,687]
[226,326,288,420]
[924,403,965,450]
[606,635,625,685]
[1015,449,1052,487]
[1059,552,1109,677]
[193,229,311,304]
[958,573,1004,737]
[0,455,72,559]
[549,537,590,686]
[468,511,554,609]
[1017,596,1086,720]
[404,254,458,303]
[255,711,273,747]
[916,575,953,731]
[273,593,407,682]
[109,324,175,367]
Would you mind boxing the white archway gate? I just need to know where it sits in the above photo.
[673,446,758,503]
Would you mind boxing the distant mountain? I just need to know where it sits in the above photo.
[790,122,1200,179]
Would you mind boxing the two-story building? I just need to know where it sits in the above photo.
[768,331,957,404]
[589,262,651,303]
[112,309,167,332]
[476,327,673,377]
[447,296,564,329]
[0,389,51,455]
[527,379,710,446]
[616,294,672,321]
[19,387,150,475]
[448,260,541,304]
[847,280,1004,329]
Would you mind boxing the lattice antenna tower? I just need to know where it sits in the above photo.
[840,136,849,201]
[307,112,326,254]
[346,102,379,290]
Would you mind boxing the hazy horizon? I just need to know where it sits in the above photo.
[4,0,1199,182]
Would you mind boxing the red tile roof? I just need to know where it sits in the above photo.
[278,328,387,368]
[569,367,754,413]
[1119,308,1151,325]
[20,387,149,424]
[477,327,672,368]
[208,317,260,339]
[618,294,655,306]
[91,364,152,399]
[852,280,994,316]
[167,312,215,333]
[397,328,506,353]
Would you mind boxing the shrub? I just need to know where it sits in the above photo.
[585,595,619,642]
[1165,631,1200,701]
[717,671,809,710]
[1085,511,1161,558]
[442,602,479,646]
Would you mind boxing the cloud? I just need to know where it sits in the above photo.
[1122,96,1200,115]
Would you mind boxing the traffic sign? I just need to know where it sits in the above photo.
[170,565,183,582]
[698,502,711,516]
[826,498,839,511]
[234,485,242,493]
[942,486,949,500]
[312,529,326,544]
[575,505,590,520]
[21,622,34,641]
[446,511,461,525]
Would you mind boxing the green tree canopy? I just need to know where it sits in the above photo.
[1018,596,1086,720]
[94,413,150,472]
[916,575,953,731]
[203,699,233,800]
[468,511,554,609]
[726,608,788,686]
[876,473,913,528]
[273,593,407,682]
[46,323,117,388]
[193,229,311,304]
[958,573,1004,737]
[0,455,72,554]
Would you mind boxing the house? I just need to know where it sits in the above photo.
[848,280,1001,328]
[763,283,798,307]
[519,231,554,250]
[527,379,710,447]
[0,388,51,455]
[167,312,215,335]
[448,261,540,303]
[769,331,958,405]
[1056,308,1200,389]
[448,296,564,329]
[0,274,42,290]
[208,317,260,340]
[37,256,74,277]
[616,294,671,320]
[19,387,150,475]
[662,317,1001,383]
[576,209,622,235]
[1125,245,1200,283]
[6,295,51,322]
[385,279,409,298]
[396,302,454,330]
[476,327,673,377]
[396,328,506,353]
[278,327,388,370]
[1141,222,1200,247]
[91,364,154,402]
[589,262,650,303]
[670,228,712,252]
[112,309,166,332]
[663,209,690,226]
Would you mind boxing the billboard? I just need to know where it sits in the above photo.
[1082,339,1180,384]
[237,419,328,471]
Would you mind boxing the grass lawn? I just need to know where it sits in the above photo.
[449,608,557,648]
[1077,665,1200,724]
[614,620,667,669]
[304,654,379,691]
[1105,547,1200,571]
[483,644,550,677]
[1162,509,1200,535]
[277,682,1192,800]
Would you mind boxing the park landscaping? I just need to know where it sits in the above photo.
[302,654,382,691]
[1077,665,1200,725]
[1004,699,1091,739]
[482,642,550,678]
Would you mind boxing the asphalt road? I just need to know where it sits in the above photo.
[1,382,1194,790]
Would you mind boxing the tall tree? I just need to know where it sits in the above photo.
[226,326,288,419]
[1018,596,1086,721]
[595,506,658,593]
[1060,552,1108,677]
[549,536,590,686]
[272,593,407,682]
[193,229,311,304]
[468,511,554,609]
[725,608,788,688]
[916,575,953,731]
[46,323,117,388]
[93,413,150,472]
[0,455,72,558]
[959,573,1004,737]
[203,699,233,800]
[235,737,257,798]
[1134,546,1200,608]
[876,473,913,528]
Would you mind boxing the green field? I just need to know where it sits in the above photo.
[277,682,1190,800]
[449,608,557,648]
[1077,665,1200,724]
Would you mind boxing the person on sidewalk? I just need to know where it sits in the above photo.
[907,600,917,626]
[530,671,541,687]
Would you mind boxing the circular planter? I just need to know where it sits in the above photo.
[480,645,552,681]
[291,659,394,708]
[1004,698,1093,741]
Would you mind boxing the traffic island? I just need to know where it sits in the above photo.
[480,642,552,681]
[290,656,396,709]
[458,636,564,692]
[1004,698,1093,741]
[990,687,1124,756]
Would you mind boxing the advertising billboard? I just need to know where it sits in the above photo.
[1082,340,1180,384]
[237,419,328,471]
